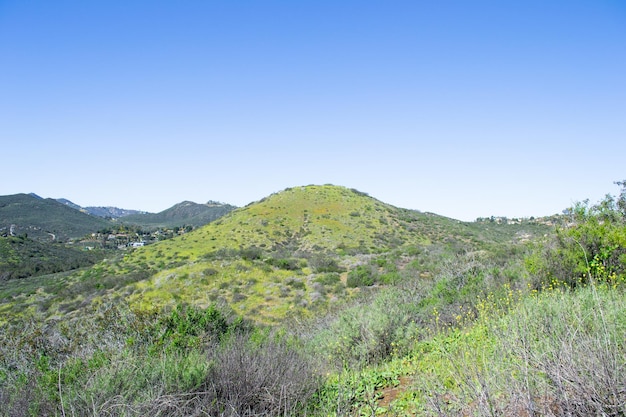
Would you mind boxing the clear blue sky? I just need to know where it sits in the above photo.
[1,1,625,221]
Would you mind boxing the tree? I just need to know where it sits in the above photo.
[528,181,626,288]
[616,180,626,218]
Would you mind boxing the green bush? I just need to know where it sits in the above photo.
[153,304,247,352]
[265,257,300,270]
[314,272,341,286]
[305,288,421,368]
[346,265,377,287]
[239,246,263,260]
[0,303,318,417]
[309,255,343,273]
[379,271,401,285]
[527,184,626,289]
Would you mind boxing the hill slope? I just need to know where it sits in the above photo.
[113,185,548,320]
[1,184,620,417]
[0,194,112,241]
[0,185,551,324]
[0,235,107,280]
[137,185,541,259]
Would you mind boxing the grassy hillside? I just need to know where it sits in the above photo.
[0,193,111,241]
[5,183,596,417]
[131,185,543,257]
[112,185,549,322]
[0,185,552,326]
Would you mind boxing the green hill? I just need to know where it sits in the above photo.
[0,185,550,325]
[0,193,112,242]
[127,184,548,264]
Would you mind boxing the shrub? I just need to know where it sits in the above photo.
[202,268,218,276]
[314,272,341,286]
[265,257,300,270]
[309,255,343,273]
[201,332,321,416]
[379,271,401,284]
[346,265,377,287]
[0,370,56,417]
[239,246,263,261]
[305,288,420,368]
[0,303,319,417]
[497,287,626,416]
[418,286,626,417]
[285,277,306,289]
[153,304,246,352]
[527,186,626,289]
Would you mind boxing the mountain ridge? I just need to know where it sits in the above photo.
[0,192,237,237]
[0,193,112,241]
[56,198,149,219]
[120,200,237,228]
[54,196,237,227]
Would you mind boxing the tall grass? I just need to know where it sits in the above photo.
[416,285,626,416]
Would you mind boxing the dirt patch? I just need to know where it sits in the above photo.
[340,271,348,285]
[377,375,412,409]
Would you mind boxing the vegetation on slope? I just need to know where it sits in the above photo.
[2,182,623,416]
[0,194,111,241]
[0,194,236,282]
[109,185,547,321]
[308,181,626,416]
[0,235,108,281]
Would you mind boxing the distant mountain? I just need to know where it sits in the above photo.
[54,197,233,226]
[121,200,237,228]
[84,206,148,218]
[56,198,147,218]
[56,198,83,211]
[0,194,111,241]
